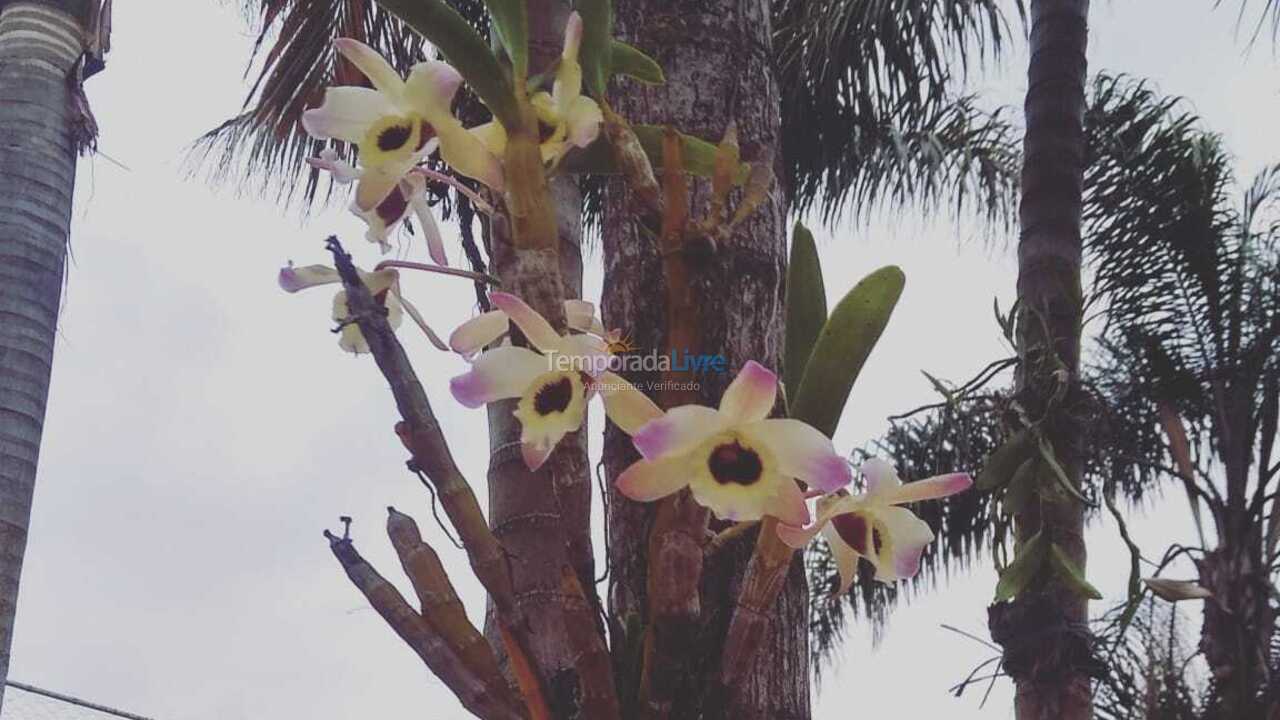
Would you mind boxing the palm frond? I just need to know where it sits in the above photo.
[808,75,1280,666]
[1216,0,1280,45]
[773,0,1021,222]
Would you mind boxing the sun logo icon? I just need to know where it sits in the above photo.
[605,329,637,355]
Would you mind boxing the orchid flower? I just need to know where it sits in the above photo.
[615,362,851,526]
[449,292,658,470]
[777,459,972,592]
[309,151,446,263]
[471,13,603,167]
[279,263,446,354]
[302,39,503,212]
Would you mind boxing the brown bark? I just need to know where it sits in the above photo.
[989,1,1094,719]
[480,3,599,716]
[602,2,809,718]
[1197,543,1277,718]
[0,1,88,709]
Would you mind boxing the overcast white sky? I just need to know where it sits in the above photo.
[6,1,1280,718]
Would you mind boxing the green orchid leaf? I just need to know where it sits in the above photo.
[977,429,1034,491]
[791,266,905,438]
[1049,543,1103,600]
[783,223,826,406]
[576,0,613,96]
[376,0,519,128]
[1036,434,1091,505]
[611,40,664,84]
[1001,457,1039,518]
[561,125,747,179]
[995,531,1047,602]
[483,0,529,80]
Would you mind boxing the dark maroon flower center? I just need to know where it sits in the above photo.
[707,441,763,486]
[416,120,436,151]
[832,513,870,555]
[377,122,414,152]
[375,186,410,225]
[533,376,574,415]
[538,120,559,144]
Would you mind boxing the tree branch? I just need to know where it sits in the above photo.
[385,508,525,717]
[325,529,524,720]
[325,236,544,698]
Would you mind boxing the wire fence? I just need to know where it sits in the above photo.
[2,683,158,720]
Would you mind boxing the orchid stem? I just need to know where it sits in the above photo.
[375,260,501,286]
[413,165,496,215]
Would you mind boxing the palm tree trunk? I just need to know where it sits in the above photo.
[990,1,1094,718]
[481,2,595,715]
[1197,540,1276,718]
[602,2,808,718]
[0,0,88,709]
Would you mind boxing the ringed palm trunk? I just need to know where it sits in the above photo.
[0,0,90,709]
[481,1,594,715]
[989,1,1093,719]
[602,1,808,717]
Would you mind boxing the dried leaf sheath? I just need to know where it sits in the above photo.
[385,508,524,716]
[560,567,621,720]
[712,519,794,696]
[637,129,710,720]
[326,532,523,720]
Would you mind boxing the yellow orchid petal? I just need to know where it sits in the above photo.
[770,477,811,526]
[279,264,340,293]
[302,87,396,144]
[862,505,935,582]
[632,405,727,459]
[469,121,509,157]
[554,12,584,116]
[403,173,448,266]
[357,116,425,175]
[861,458,902,497]
[884,472,973,506]
[489,292,563,353]
[450,346,546,408]
[307,148,360,184]
[449,310,510,356]
[404,60,463,119]
[513,370,590,470]
[563,95,603,150]
[686,430,791,523]
[334,38,406,101]
[616,454,690,502]
[744,418,851,493]
[436,117,505,190]
[597,371,663,435]
[718,360,777,423]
